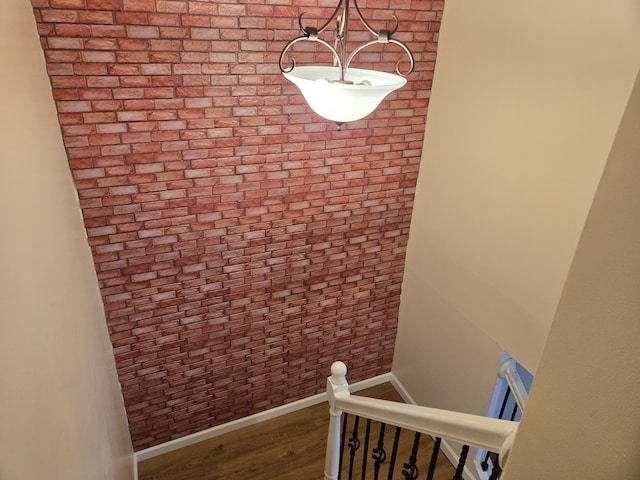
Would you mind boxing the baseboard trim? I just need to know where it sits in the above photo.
[134,371,391,462]
[389,371,417,405]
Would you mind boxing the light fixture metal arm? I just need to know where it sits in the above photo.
[314,0,349,38]
[345,35,414,76]
[278,0,414,80]
[279,25,342,75]
[352,0,398,37]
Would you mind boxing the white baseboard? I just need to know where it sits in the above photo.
[389,371,417,405]
[134,371,391,463]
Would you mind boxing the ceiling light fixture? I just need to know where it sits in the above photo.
[279,0,414,128]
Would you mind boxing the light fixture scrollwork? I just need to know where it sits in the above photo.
[279,0,415,127]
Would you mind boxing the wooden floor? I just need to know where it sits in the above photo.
[138,383,457,480]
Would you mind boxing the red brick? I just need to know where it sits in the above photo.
[87,0,119,8]
[74,63,108,75]
[126,26,159,39]
[82,51,116,63]
[188,2,217,14]
[46,50,81,63]
[148,13,180,26]
[48,37,83,49]
[49,0,86,8]
[157,0,187,13]
[79,11,115,24]
[55,23,91,37]
[115,12,149,25]
[90,100,122,111]
[149,52,179,63]
[57,100,92,112]
[181,15,210,27]
[41,10,79,23]
[122,0,156,12]
[91,25,126,37]
[83,112,117,123]
[158,27,188,39]
[182,40,212,52]
[84,38,118,50]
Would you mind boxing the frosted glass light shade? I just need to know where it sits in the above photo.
[283,66,406,123]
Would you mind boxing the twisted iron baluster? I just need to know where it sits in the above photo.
[510,403,519,421]
[480,449,491,471]
[347,416,361,480]
[499,387,512,420]
[488,454,502,480]
[452,445,469,480]
[401,432,421,479]
[361,419,371,480]
[425,437,441,480]
[481,452,504,480]
[372,423,387,480]
[386,426,402,480]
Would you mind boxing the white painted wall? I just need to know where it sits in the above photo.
[393,0,640,419]
[504,66,640,479]
[0,1,134,478]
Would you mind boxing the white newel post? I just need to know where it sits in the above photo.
[498,358,528,412]
[324,361,350,480]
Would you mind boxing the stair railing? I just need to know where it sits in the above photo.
[498,357,528,412]
[478,357,529,476]
[324,361,519,480]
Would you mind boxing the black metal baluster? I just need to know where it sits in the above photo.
[425,437,441,480]
[451,444,469,480]
[372,423,387,480]
[361,419,372,480]
[481,452,503,480]
[386,426,402,480]
[401,432,421,479]
[498,387,511,420]
[482,386,513,472]
[338,413,348,480]
[347,416,361,480]
[488,455,502,480]
[509,403,518,421]
[480,449,491,472]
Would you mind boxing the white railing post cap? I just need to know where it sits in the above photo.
[498,358,517,378]
[330,361,347,386]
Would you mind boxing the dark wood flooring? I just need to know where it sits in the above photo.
[138,383,457,480]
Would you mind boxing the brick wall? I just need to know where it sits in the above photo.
[31,0,442,450]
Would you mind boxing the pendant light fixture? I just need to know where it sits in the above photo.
[279,0,414,127]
